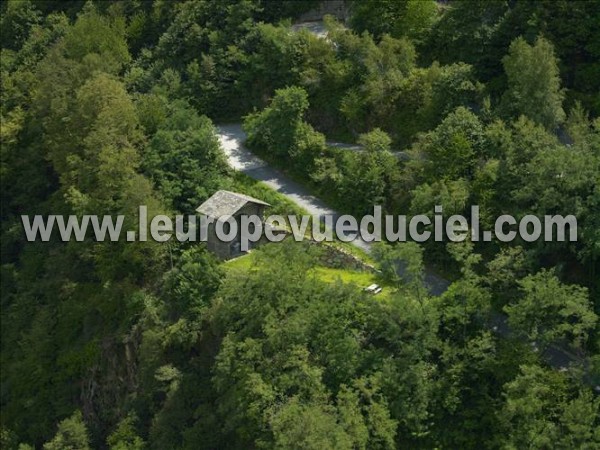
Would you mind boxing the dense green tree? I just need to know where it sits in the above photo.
[270,398,356,450]
[341,129,397,214]
[163,246,223,319]
[142,100,229,212]
[505,270,597,348]
[372,242,426,300]
[350,0,437,43]
[409,179,470,218]
[498,365,600,449]
[338,34,416,134]
[425,1,600,115]
[435,242,491,342]
[244,86,326,172]
[485,246,533,308]
[0,0,42,51]
[406,107,484,182]
[501,36,565,130]
[43,411,90,450]
[106,415,145,450]
[154,0,256,68]
[423,0,509,80]
[484,115,561,214]
[237,23,305,110]
[245,86,310,155]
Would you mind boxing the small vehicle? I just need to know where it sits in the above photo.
[364,284,383,295]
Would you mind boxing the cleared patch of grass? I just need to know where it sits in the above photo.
[309,266,391,299]
[226,173,379,284]
[311,266,374,285]
[223,246,392,299]
[223,252,256,271]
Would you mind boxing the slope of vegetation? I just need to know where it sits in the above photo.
[1,1,599,449]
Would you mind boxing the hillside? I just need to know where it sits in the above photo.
[1,1,599,449]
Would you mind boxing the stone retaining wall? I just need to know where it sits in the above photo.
[312,242,376,272]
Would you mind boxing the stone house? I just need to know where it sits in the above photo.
[196,190,271,259]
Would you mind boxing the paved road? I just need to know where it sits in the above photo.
[218,124,339,219]
[291,21,329,38]
[217,123,449,295]
[227,13,589,375]
[216,123,588,373]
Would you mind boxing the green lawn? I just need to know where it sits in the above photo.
[310,266,391,299]
[223,252,256,271]
[310,266,377,286]
[222,173,386,296]
[223,247,392,299]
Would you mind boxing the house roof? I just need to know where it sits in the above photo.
[195,190,270,219]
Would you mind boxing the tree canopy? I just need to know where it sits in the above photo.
[1,1,598,449]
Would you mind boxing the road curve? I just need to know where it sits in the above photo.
[218,123,339,218]
[216,123,449,295]
[215,123,587,373]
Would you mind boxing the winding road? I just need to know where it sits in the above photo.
[216,123,587,373]
[213,12,593,382]
[217,123,450,295]
[218,124,338,221]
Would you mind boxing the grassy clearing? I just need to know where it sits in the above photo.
[310,266,391,300]
[310,266,376,285]
[223,245,392,300]
[227,172,378,281]
[222,252,256,271]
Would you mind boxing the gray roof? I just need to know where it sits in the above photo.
[196,190,270,218]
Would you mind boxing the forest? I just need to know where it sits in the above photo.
[1,0,599,448]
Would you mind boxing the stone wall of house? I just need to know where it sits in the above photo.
[203,202,269,260]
